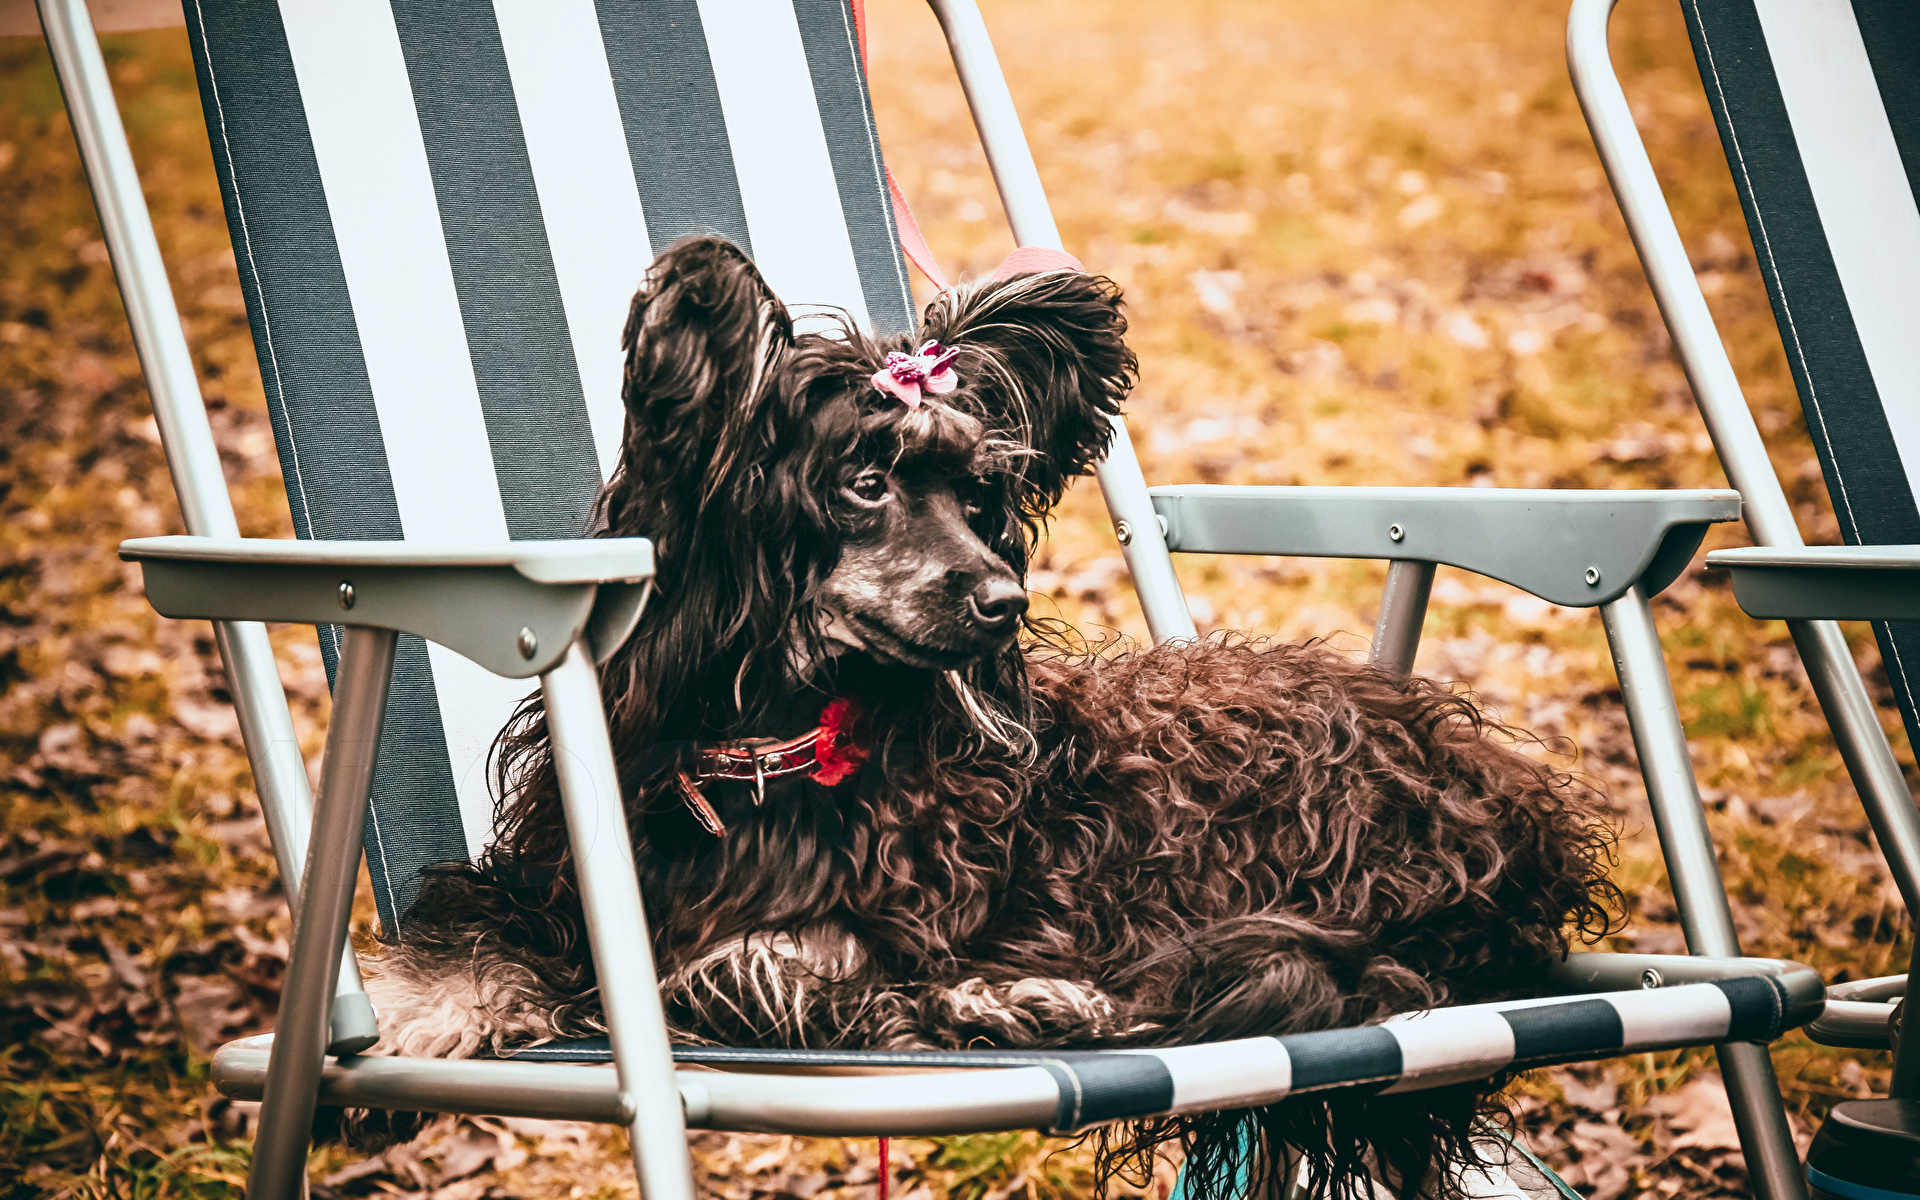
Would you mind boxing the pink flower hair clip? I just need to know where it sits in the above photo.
[870,340,959,408]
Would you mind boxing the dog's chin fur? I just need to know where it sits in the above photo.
[346,237,1621,1200]
[829,608,1016,671]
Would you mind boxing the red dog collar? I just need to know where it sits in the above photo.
[673,699,866,836]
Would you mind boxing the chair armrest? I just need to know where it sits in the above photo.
[119,536,655,678]
[1149,486,1741,607]
[1704,544,1920,621]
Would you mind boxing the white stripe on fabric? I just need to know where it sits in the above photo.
[280,0,528,859]
[1605,985,1732,1049]
[695,0,872,332]
[1380,1008,1516,1093]
[492,0,650,479]
[1130,1038,1293,1113]
[1753,0,1920,504]
[276,0,509,538]
[428,643,541,858]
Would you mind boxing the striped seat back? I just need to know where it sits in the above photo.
[184,0,916,931]
[1678,1,1920,750]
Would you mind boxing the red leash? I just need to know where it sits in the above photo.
[877,1136,890,1200]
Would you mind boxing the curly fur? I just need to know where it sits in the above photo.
[352,236,1620,1199]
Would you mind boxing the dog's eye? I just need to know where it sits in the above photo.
[961,475,990,517]
[847,471,890,503]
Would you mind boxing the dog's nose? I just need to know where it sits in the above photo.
[967,577,1029,634]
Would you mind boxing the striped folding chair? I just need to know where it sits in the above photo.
[1572,2,1920,1195]
[36,0,1833,1196]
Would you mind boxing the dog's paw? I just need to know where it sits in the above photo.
[662,927,876,1043]
[923,976,1124,1046]
[362,950,563,1059]
[311,1104,431,1154]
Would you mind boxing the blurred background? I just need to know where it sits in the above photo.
[0,1,1910,1197]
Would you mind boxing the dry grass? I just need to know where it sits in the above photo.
[0,1,1911,1197]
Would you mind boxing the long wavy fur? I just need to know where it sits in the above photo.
[369,236,1621,1198]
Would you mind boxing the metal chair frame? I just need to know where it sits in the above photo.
[1569,0,1920,1121]
[34,0,1835,1197]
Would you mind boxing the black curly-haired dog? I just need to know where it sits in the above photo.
[359,235,1618,1198]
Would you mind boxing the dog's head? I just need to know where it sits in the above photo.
[600,236,1134,689]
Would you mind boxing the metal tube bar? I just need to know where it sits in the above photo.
[1368,561,1434,678]
[246,626,396,1200]
[1601,588,1740,956]
[1899,976,1920,1097]
[36,0,229,539]
[1786,620,1920,917]
[1550,952,1825,1011]
[927,0,1196,644]
[924,0,1059,251]
[213,620,377,1054]
[1807,1000,1897,1049]
[1567,0,1791,546]
[1717,1043,1807,1200]
[1600,588,1805,1200]
[1095,418,1199,644]
[210,1035,1067,1135]
[1570,0,1920,1095]
[541,643,695,1200]
[1793,623,1920,1094]
[36,0,375,1051]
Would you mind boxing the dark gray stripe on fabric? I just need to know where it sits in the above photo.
[1046,1054,1176,1132]
[791,0,916,336]
[184,0,468,933]
[388,0,605,541]
[1713,976,1788,1042]
[1852,1,1920,209]
[1279,1026,1402,1092]
[1681,0,1920,754]
[596,0,751,254]
[183,0,397,548]
[362,634,472,924]
[1503,999,1623,1062]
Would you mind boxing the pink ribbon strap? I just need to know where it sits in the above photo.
[988,247,1085,281]
[871,340,959,407]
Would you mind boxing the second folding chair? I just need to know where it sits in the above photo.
[1572,0,1920,1194]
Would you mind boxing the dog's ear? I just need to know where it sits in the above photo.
[616,235,792,501]
[599,234,855,703]
[918,268,1136,515]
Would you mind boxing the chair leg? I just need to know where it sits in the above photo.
[541,642,695,1200]
[1786,618,1920,1096]
[1600,587,1808,1200]
[246,626,397,1200]
[213,620,381,1056]
[1367,560,1434,679]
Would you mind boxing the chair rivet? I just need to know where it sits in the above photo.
[1115,520,1133,546]
[1388,524,1405,542]
[1584,566,1602,586]
[517,627,538,659]
[1640,967,1663,989]
[338,581,355,610]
